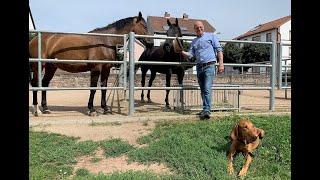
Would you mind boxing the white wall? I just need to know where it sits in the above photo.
[279,20,291,71]
[153,34,168,46]
[240,29,277,42]
[29,12,35,30]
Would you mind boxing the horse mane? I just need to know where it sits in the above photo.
[89,16,136,32]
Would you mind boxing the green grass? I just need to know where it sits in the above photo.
[89,121,122,126]
[73,170,180,180]
[128,115,291,179]
[30,115,291,179]
[99,138,135,158]
[29,132,133,179]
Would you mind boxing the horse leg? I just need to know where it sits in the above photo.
[177,71,185,108]
[147,70,156,103]
[140,67,147,103]
[88,70,100,116]
[100,66,110,114]
[30,63,44,116]
[30,70,41,116]
[41,64,57,114]
[165,69,172,109]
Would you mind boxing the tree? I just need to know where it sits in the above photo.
[223,43,271,72]
[241,44,271,64]
[223,43,246,72]
[29,33,37,41]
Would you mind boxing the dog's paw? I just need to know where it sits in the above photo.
[238,169,247,177]
[227,166,234,174]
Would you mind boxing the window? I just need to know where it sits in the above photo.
[289,30,291,40]
[252,35,261,41]
[266,33,272,42]
[162,25,169,31]
[289,47,291,57]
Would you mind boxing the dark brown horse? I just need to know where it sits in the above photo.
[29,12,148,116]
[138,18,193,108]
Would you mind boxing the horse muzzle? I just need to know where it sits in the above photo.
[173,38,183,53]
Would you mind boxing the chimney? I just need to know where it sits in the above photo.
[182,13,189,20]
[164,12,170,18]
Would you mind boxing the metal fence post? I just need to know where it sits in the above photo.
[269,41,276,111]
[123,34,127,92]
[128,32,135,116]
[278,42,283,89]
[37,32,42,87]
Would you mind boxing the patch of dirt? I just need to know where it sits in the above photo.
[31,121,156,147]
[33,121,173,175]
[73,148,172,175]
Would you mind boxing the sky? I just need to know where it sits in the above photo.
[29,0,290,40]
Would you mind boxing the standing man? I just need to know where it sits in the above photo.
[182,21,224,120]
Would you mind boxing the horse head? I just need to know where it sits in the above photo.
[131,12,148,35]
[164,18,183,54]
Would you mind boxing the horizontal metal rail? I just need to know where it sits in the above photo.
[281,42,291,46]
[281,86,291,89]
[30,59,273,67]
[29,58,123,64]
[135,34,273,45]
[29,30,125,38]
[282,65,291,68]
[30,87,125,91]
[135,61,272,67]
[135,87,271,90]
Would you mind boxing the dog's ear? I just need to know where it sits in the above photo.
[257,128,265,139]
[230,124,238,141]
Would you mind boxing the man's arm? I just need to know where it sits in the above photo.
[217,51,224,73]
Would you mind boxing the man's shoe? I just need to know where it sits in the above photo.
[199,111,210,120]
[196,110,205,115]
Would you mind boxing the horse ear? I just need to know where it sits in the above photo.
[175,18,179,25]
[167,19,172,26]
[137,11,143,22]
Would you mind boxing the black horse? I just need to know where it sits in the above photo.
[138,18,193,109]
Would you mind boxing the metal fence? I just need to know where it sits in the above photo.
[172,84,240,111]
[29,30,290,116]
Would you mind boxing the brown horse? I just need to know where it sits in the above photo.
[29,12,147,116]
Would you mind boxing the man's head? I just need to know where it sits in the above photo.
[194,21,204,37]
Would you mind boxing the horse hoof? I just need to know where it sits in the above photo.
[141,99,145,103]
[33,111,42,117]
[147,99,152,103]
[103,109,111,114]
[163,106,171,111]
[88,111,98,116]
[42,109,51,114]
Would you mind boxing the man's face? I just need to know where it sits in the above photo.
[194,22,204,36]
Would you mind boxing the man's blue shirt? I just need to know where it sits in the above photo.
[188,32,223,64]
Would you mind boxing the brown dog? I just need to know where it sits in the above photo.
[227,119,265,176]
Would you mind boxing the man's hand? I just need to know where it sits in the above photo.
[181,51,189,58]
[217,51,224,74]
[218,63,224,73]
